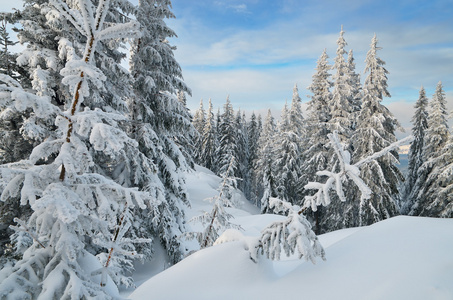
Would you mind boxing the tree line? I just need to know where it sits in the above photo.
[191,27,452,234]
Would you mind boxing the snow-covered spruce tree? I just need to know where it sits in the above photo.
[216,96,238,176]
[273,85,305,204]
[191,98,205,164]
[323,29,356,231]
[0,9,57,262]
[247,112,261,205]
[273,101,289,200]
[186,156,242,249]
[350,34,402,227]
[428,129,453,217]
[0,0,152,297]
[200,98,218,172]
[129,0,194,263]
[255,109,278,213]
[408,82,450,217]
[347,49,362,125]
[259,197,325,262]
[401,86,428,213]
[0,16,35,165]
[0,15,25,81]
[235,110,251,198]
[302,49,332,233]
[329,26,354,141]
[175,90,195,167]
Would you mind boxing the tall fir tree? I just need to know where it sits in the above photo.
[191,99,205,164]
[256,109,277,212]
[401,86,428,213]
[329,26,354,141]
[235,110,251,198]
[247,112,261,204]
[200,98,218,172]
[216,96,238,176]
[350,34,401,227]
[303,49,332,186]
[408,82,450,217]
[129,0,194,263]
[302,49,332,233]
[274,85,305,204]
[347,49,362,126]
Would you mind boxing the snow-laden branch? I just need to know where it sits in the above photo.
[355,135,414,167]
[303,131,414,212]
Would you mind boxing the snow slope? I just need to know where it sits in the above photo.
[128,167,453,300]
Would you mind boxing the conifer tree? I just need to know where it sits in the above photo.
[201,98,218,172]
[247,112,261,204]
[302,49,332,232]
[274,85,305,204]
[256,109,277,212]
[187,156,242,249]
[408,82,450,217]
[329,26,354,140]
[350,34,401,226]
[401,86,428,213]
[129,0,194,263]
[347,49,362,125]
[303,49,332,186]
[192,99,205,164]
[216,96,238,176]
[0,15,25,81]
[0,0,147,297]
[235,110,251,198]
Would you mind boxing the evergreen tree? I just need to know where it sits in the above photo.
[0,15,25,81]
[247,112,261,205]
[216,96,238,176]
[274,85,305,204]
[401,86,428,213]
[329,26,354,140]
[429,131,453,217]
[302,49,332,233]
[347,49,362,126]
[0,0,146,297]
[408,82,450,217]
[191,99,205,164]
[256,109,277,212]
[303,49,332,185]
[235,110,251,198]
[200,98,218,172]
[129,0,194,263]
[350,34,401,227]
[186,156,241,249]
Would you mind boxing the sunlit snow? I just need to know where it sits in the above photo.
[124,167,453,300]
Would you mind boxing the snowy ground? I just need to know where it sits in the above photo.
[123,166,453,300]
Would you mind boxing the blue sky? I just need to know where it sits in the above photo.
[164,0,453,135]
[1,0,452,135]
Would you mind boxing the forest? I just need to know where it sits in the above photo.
[0,0,451,299]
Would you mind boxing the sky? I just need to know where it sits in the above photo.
[1,0,452,136]
[163,0,453,136]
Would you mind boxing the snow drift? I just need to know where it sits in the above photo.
[130,216,453,300]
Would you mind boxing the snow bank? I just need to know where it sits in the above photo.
[130,216,453,300]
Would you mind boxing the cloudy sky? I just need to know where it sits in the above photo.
[164,0,453,136]
[1,0,452,136]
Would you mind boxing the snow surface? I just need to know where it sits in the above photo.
[126,166,453,300]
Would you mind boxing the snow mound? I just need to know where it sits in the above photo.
[130,216,453,300]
